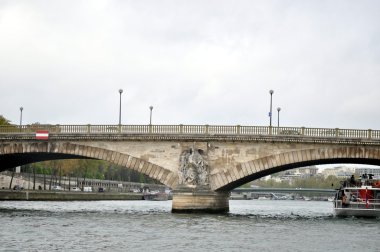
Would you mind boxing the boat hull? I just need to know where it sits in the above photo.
[334,207,380,218]
[334,199,380,218]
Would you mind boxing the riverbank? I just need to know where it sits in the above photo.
[0,171,166,194]
[0,190,143,201]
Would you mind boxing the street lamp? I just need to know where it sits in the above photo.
[149,106,153,125]
[269,90,274,126]
[19,107,23,130]
[118,89,123,125]
[277,107,281,127]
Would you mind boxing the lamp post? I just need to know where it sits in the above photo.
[118,89,123,125]
[19,107,23,130]
[277,107,281,127]
[269,90,274,127]
[149,106,153,125]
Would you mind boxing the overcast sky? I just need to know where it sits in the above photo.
[1,0,379,130]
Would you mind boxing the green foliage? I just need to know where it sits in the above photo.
[0,115,12,125]
[252,175,341,189]
[22,159,157,184]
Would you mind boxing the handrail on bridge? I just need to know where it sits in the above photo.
[0,124,378,140]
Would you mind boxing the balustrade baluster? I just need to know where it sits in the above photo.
[368,129,372,139]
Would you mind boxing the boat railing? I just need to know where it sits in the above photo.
[335,199,380,210]
[340,179,380,188]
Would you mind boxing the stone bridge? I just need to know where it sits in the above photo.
[1,124,380,213]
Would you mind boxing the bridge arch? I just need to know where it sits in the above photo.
[212,146,380,191]
[0,142,177,188]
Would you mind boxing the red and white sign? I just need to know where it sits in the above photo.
[35,130,49,140]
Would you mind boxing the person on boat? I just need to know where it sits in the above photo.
[373,180,380,188]
[350,193,357,202]
[361,173,368,186]
[343,180,348,187]
[342,192,348,207]
[350,175,356,187]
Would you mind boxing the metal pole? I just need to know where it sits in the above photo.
[149,106,153,125]
[118,89,123,125]
[19,107,23,131]
[28,167,31,190]
[277,107,281,127]
[269,90,274,126]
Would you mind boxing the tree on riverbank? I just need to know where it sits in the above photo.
[21,159,158,185]
[251,175,342,189]
[0,115,12,125]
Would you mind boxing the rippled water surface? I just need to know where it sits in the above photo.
[1,200,379,252]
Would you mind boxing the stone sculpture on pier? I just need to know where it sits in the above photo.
[178,147,209,187]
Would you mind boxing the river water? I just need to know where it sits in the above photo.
[0,200,379,252]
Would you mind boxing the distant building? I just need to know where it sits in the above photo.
[355,167,380,178]
[295,166,318,176]
[336,171,353,179]
[320,166,354,178]
[267,166,319,184]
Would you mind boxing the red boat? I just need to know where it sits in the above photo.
[334,175,380,217]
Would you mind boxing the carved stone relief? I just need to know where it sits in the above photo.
[178,147,209,187]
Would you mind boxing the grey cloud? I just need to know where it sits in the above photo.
[0,0,380,130]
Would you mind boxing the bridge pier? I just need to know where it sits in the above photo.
[172,188,230,213]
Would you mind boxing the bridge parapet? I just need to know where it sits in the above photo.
[0,124,379,140]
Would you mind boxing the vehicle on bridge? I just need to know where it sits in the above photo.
[52,185,63,191]
[83,187,93,192]
[13,185,23,191]
[71,187,81,192]
[334,175,380,217]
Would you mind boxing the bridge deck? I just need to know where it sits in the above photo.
[1,124,380,145]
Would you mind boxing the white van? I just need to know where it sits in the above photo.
[83,187,92,192]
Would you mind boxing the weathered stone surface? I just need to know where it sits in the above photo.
[2,138,380,201]
[178,147,209,187]
[172,189,229,213]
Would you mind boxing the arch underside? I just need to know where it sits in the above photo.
[216,158,380,191]
[0,142,176,188]
[214,146,380,192]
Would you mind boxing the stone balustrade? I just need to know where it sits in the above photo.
[0,124,378,139]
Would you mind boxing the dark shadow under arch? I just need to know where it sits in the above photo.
[0,153,93,171]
